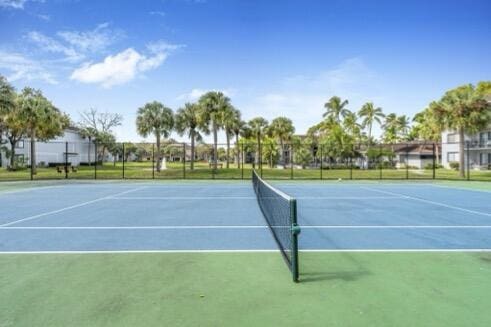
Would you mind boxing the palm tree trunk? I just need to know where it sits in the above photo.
[190,131,195,170]
[226,132,230,169]
[31,131,36,174]
[236,134,240,169]
[9,139,16,169]
[459,127,465,178]
[156,132,161,172]
[280,139,284,167]
[213,124,218,169]
[435,143,440,165]
[366,123,372,169]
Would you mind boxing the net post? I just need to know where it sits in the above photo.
[290,198,300,282]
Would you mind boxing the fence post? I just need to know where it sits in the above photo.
[122,143,125,179]
[290,146,294,180]
[65,142,68,179]
[259,138,263,178]
[183,143,186,179]
[379,144,383,180]
[241,143,244,180]
[94,142,97,180]
[432,143,436,180]
[350,147,353,180]
[320,145,323,180]
[406,143,409,180]
[466,141,470,181]
[152,143,155,180]
[30,141,34,181]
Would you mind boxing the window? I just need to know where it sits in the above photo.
[447,152,458,162]
[480,153,484,165]
[15,140,24,149]
[447,133,458,143]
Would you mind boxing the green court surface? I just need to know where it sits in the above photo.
[1,252,491,327]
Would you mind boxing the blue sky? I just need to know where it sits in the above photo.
[1,0,490,142]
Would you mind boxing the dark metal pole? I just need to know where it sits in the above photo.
[183,143,186,179]
[290,146,294,180]
[432,143,436,180]
[65,142,68,179]
[259,138,263,178]
[152,143,155,179]
[406,143,409,180]
[30,140,33,181]
[241,143,244,180]
[379,144,383,180]
[94,142,97,180]
[466,141,470,181]
[320,145,323,180]
[122,142,125,179]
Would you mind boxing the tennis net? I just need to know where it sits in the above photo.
[252,170,300,282]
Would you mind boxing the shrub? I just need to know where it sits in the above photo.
[449,161,459,170]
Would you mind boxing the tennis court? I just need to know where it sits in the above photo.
[1,179,490,258]
[1,179,491,326]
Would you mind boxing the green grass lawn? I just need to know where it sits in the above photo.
[1,252,490,326]
[1,161,491,181]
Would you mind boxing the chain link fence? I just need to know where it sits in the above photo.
[0,139,490,181]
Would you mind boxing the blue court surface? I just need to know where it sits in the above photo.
[0,181,490,252]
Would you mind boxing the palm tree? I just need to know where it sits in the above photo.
[0,76,17,160]
[175,102,205,170]
[198,91,231,170]
[358,102,384,146]
[413,102,443,164]
[17,88,69,174]
[268,117,295,167]
[342,111,361,140]
[222,106,240,168]
[248,117,269,167]
[397,115,411,139]
[231,113,245,169]
[136,101,174,172]
[433,84,491,178]
[323,96,349,122]
[382,113,400,143]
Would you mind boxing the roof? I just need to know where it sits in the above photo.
[393,143,440,154]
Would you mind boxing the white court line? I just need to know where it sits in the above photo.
[361,186,491,218]
[0,186,147,228]
[2,225,491,230]
[0,249,490,254]
[109,196,257,200]
[297,196,401,200]
[0,185,65,196]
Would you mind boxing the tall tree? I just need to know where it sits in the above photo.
[382,113,400,143]
[198,91,231,169]
[397,115,411,140]
[358,102,384,147]
[78,108,123,165]
[433,84,491,178]
[342,111,361,140]
[248,117,269,166]
[175,102,205,170]
[136,101,174,172]
[222,106,240,169]
[231,113,245,169]
[268,117,295,166]
[412,102,443,164]
[323,96,349,122]
[0,76,17,167]
[17,88,69,174]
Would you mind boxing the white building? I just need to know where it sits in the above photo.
[441,129,491,170]
[0,127,95,168]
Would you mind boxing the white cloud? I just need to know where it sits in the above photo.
[0,0,27,9]
[0,50,57,84]
[26,31,82,62]
[149,11,166,17]
[177,88,237,101]
[57,23,123,53]
[70,42,180,88]
[36,13,50,21]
